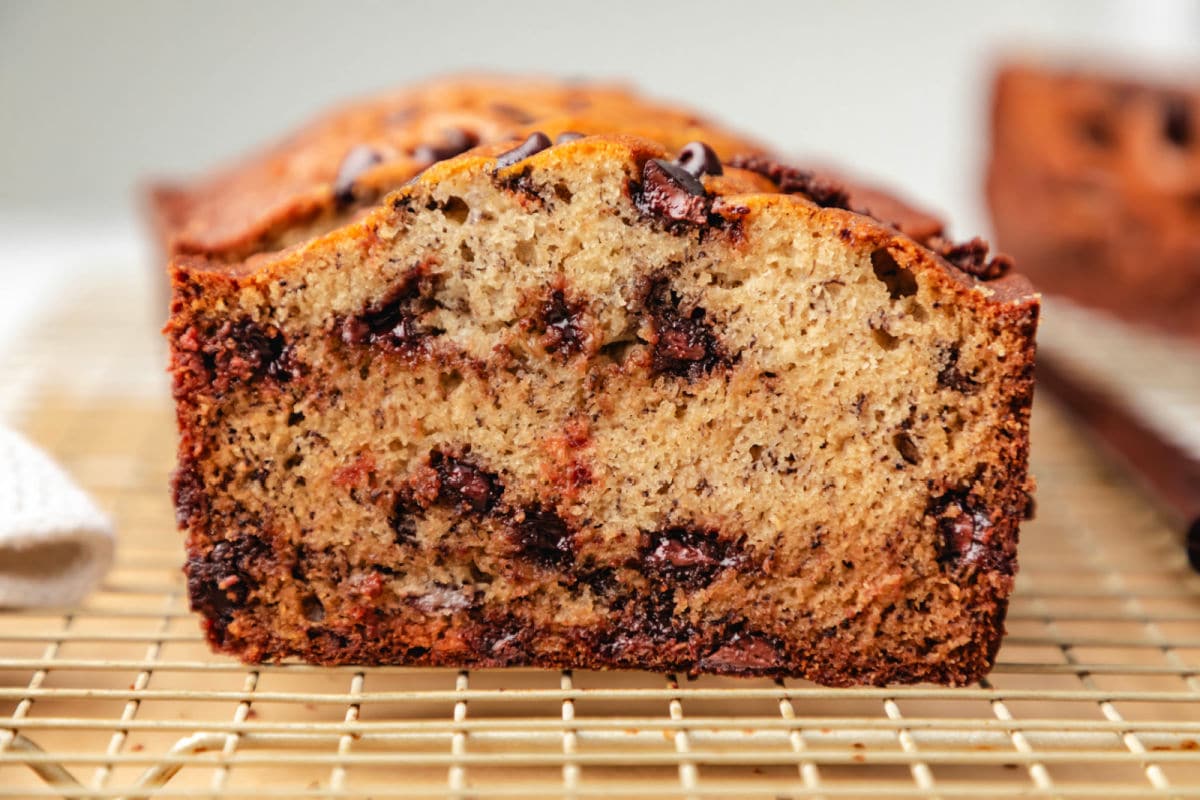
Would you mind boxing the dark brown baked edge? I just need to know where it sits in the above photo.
[184,559,1008,687]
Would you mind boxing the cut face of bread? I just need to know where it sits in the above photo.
[169,132,1037,686]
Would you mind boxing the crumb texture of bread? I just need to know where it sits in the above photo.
[167,80,1037,686]
[988,64,1200,338]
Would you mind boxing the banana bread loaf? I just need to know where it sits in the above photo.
[161,76,1038,685]
[987,63,1200,339]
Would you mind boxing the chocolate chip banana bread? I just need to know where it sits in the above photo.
[162,76,1038,686]
[987,63,1200,339]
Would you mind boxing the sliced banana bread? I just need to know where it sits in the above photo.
[163,78,1037,685]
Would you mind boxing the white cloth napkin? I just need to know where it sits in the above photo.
[0,425,114,607]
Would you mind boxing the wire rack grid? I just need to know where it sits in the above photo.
[2,270,1200,799]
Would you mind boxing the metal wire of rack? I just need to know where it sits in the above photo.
[2,273,1200,799]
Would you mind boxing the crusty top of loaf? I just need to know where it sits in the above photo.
[150,75,772,256]
[153,74,1029,299]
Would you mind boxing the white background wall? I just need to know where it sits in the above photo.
[3,0,1198,237]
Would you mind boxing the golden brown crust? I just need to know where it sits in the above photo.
[151,74,987,285]
[152,76,770,259]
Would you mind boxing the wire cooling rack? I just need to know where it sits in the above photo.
[2,269,1200,799]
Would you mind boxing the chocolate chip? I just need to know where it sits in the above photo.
[186,318,295,393]
[1163,96,1192,147]
[650,157,706,194]
[343,301,421,352]
[676,141,723,178]
[555,131,585,144]
[941,509,989,564]
[412,128,478,164]
[185,536,271,644]
[642,525,738,589]
[333,145,384,207]
[509,505,575,568]
[431,451,502,514]
[931,236,1012,281]
[340,269,439,357]
[495,131,553,169]
[642,277,730,380]
[894,432,921,465]
[635,158,710,226]
[929,491,1012,574]
[700,632,781,673]
[726,155,849,208]
[540,288,587,357]
[657,321,711,362]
